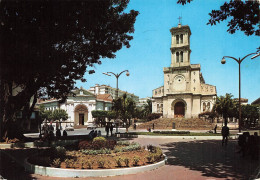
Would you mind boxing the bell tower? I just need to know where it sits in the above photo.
[170,23,191,67]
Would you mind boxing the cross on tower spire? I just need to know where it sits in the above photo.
[178,16,182,25]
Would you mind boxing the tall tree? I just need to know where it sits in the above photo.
[0,0,138,140]
[112,94,136,131]
[177,0,260,36]
[143,99,152,118]
[213,93,235,124]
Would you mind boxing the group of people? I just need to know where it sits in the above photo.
[105,123,114,137]
[238,132,259,159]
[88,130,101,139]
[221,122,259,160]
[40,123,67,140]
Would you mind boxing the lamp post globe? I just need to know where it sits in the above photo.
[126,71,130,76]
[221,58,226,64]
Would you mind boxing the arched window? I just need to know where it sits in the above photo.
[203,102,206,112]
[180,34,183,44]
[176,35,179,44]
[180,51,183,62]
[207,102,210,110]
[176,52,179,62]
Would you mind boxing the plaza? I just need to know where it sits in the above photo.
[1,129,259,180]
[1,0,259,180]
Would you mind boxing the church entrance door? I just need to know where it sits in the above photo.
[79,114,84,125]
[174,102,185,118]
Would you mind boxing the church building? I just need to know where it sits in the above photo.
[152,23,217,118]
[37,87,113,126]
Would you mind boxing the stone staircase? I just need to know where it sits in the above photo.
[137,118,214,130]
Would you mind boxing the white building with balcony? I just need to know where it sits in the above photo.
[89,84,139,102]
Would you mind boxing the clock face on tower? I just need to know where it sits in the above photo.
[173,75,186,91]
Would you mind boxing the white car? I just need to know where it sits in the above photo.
[87,124,97,130]
[65,126,74,131]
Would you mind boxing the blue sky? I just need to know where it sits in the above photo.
[76,0,260,103]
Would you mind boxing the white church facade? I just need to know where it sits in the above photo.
[152,23,217,118]
[37,87,113,126]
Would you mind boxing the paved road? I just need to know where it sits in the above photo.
[1,136,259,180]
[23,127,129,139]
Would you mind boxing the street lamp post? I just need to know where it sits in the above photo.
[103,70,130,98]
[103,70,130,133]
[221,52,259,132]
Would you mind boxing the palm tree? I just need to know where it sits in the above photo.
[142,99,152,119]
[213,93,235,125]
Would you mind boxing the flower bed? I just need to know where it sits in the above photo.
[28,137,164,170]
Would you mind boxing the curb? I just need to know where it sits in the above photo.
[137,135,236,140]
[24,155,167,178]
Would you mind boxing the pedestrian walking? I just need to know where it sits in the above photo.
[105,124,109,137]
[214,124,217,134]
[110,123,114,136]
[152,123,155,130]
[252,132,259,160]
[221,122,229,146]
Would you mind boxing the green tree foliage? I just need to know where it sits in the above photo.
[91,110,108,126]
[177,0,259,36]
[133,99,152,121]
[241,104,259,128]
[213,94,259,128]
[39,106,68,122]
[107,111,117,121]
[213,93,235,124]
[52,109,68,121]
[0,0,138,140]
[142,99,153,119]
[147,113,162,121]
[112,94,136,130]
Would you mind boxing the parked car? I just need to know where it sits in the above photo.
[65,125,74,131]
[87,124,97,130]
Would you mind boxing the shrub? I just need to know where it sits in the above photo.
[64,159,74,168]
[81,149,98,155]
[124,157,130,167]
[52,158,61,168]
[114,142,141,153]
[151,147,163,161]
[117,141,130,146]
[147,113,162,121]
[114,146,122,153]
[81,162,85,169]
[147,144,156,152]
[106,140,117,150]
[79,139,116,150]
[97,159,105,168]
[81,148,111,155]
[78,140,91,150]
[86,160,94,169]
[133,156,140,166]
[93,136,107,143]
[115,157,123,167]
[146,154,154,163]
[55,146,66,158]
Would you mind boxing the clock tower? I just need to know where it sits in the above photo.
[152,23,217,119]
[170,23,191,67]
